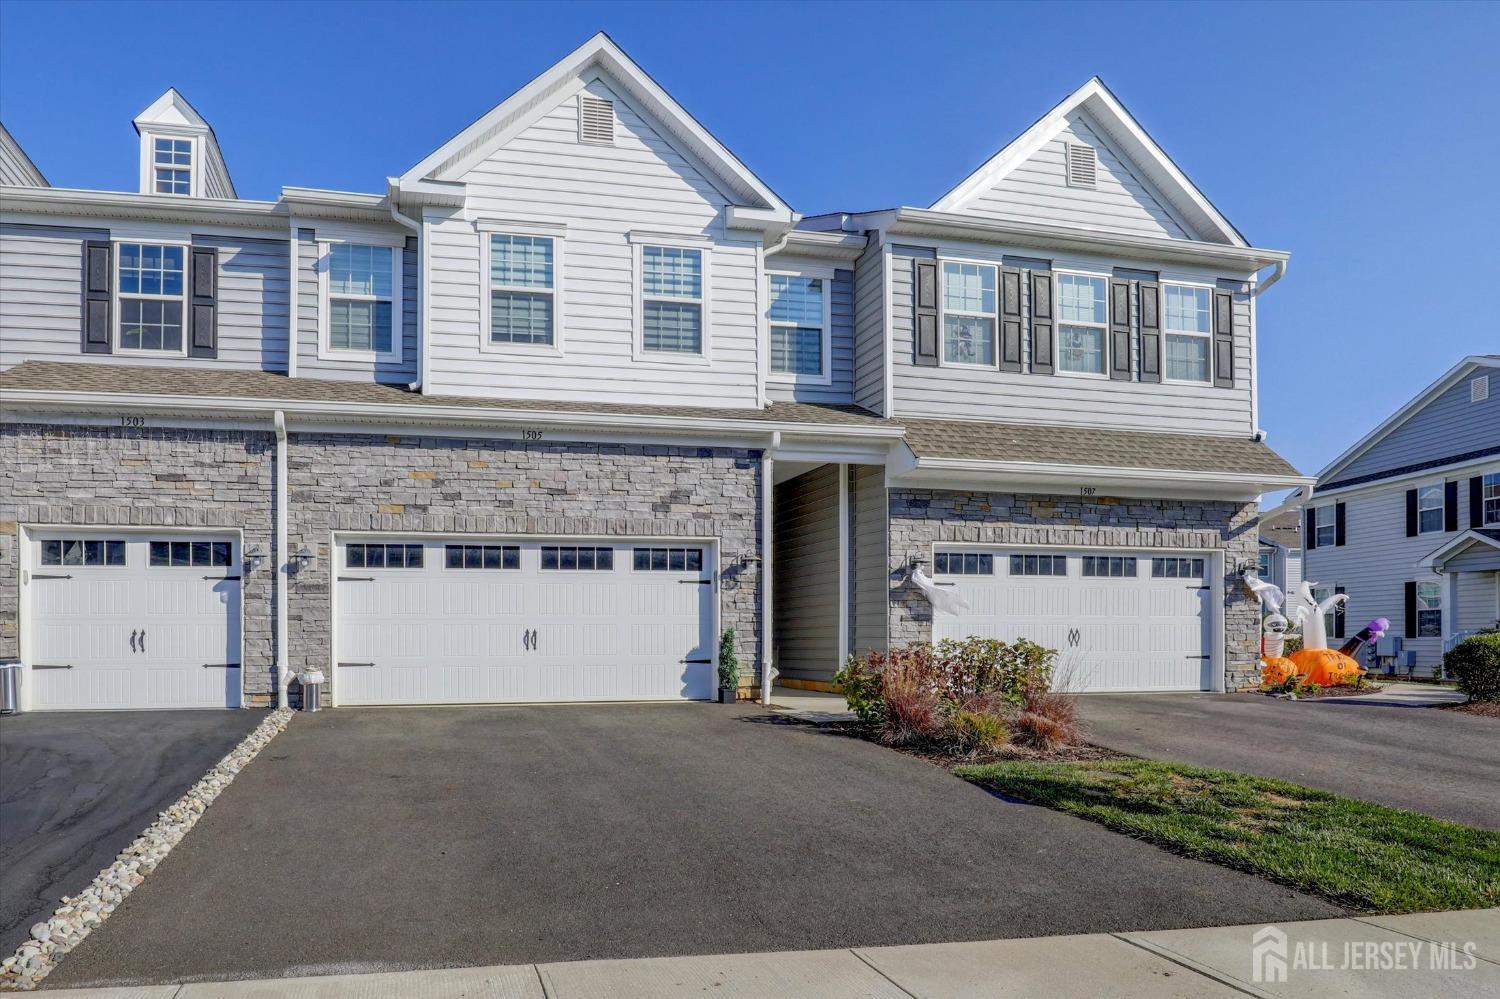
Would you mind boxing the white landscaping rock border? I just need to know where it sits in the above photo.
[0,708,294,992]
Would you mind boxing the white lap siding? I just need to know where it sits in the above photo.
[293,228,419,384]
[772,465,842,682]
[849,463,890,658]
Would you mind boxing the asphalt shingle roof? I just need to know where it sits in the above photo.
[1258,510,1303,549]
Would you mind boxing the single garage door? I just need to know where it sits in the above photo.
[26,532,242,710]
[931,549,1214,692]
[334,537,717,705]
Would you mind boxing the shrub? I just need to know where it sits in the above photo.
[1013,686,1082,750]
[946,709,1009,753]
[1295,681,1322,698]
[879,658,944,745]
[1281,634,1304,656]
[1445,634,1500,703]
[717,629,740,690]
[933,637,1055,705]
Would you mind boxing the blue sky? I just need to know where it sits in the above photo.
[2,1,1495,485]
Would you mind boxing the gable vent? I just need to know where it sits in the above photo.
[578,94,615,145]
[1474,374,1490,403]
[1066,143,1097,189]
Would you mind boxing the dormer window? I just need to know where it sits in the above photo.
[153,137,193,195]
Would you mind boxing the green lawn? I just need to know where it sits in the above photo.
[954,760,1500,913]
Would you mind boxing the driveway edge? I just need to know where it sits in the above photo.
[0,709,294,992]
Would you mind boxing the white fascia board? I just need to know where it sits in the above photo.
[892,455,1312,501]
[726,205,798,231]
[1307,452,1500,502]
[1314,356,1500,485]
[769,230,867,263]
[1421,530,1500,569]
[0,186,284,228]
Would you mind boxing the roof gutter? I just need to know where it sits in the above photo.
[1251,258,1288,298]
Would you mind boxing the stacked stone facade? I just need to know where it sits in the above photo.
[886,489,1262,689]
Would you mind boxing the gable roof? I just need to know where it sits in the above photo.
[928,78,1246,247]
[1258,511,1302,550]
[1421,529,1500,570]
[133,88,238,199]
[397,32,792,220]
[1314,355,1500,487]
[0,121,47,186]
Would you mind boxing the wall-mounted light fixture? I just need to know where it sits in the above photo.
[289,545,315,574]
[243,545,265,573]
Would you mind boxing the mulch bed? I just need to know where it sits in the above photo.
[796,718,1123,768]
[1439,701,1500,718]
[1259,683,1383,699]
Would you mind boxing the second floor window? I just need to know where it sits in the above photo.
[1485,473,1500,525]
[1417,483,1444,534]
[641,245,703,355]
[769,274,827,378]
[489,234,556,346]
[1163,284,1211,383]
[117,243,185,353]
[1313,505,1336,548]
[1056,273,1107,376]
[326,244,396,356]
[153,137,192,195]
[941,261,996,367]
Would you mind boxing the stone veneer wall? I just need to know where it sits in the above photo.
[887,489,1262,690]
[285,433,764,702]
[0,423,278,698]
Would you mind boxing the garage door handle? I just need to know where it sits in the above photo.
[1185,655,1211,660]
[130,629,138,653]
[682,658,712,664]
[205,574,242,581]
[339,576,375,582]
[679,579,712,585]
[31,573,73,580]
[202,663,241,669]
[33,663,73,670]
[338,661,375,668]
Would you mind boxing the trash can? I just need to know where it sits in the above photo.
[299,670,325,712]
[0,662,20,715]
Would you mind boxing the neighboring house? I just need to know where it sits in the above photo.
[0,34,1307,712]
[1257,510,1302,600]
[1287,356,1500,675]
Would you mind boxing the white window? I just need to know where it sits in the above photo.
[1257,549,1273,580]
[152,137,192,195]
[1415,581,1442,638]
[940,261,997,367]
[639,244,705,356]
[487,234,557,347]
[1417,483,1445,534]
[116,242,186,353]
[1484,472,1500,526]
[1314,505,1336,548]
[768,273,829,381]
[1056,273,1108,376]
[1163,284,1212,383]
[320,243,401,361]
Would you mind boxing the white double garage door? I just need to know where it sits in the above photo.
[930,547,1219,693]
[22,530,716,710]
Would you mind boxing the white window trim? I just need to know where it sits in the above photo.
[316,239,404,364]
[766,267,834,386]
[1160,280,1214,385]
[112,237,191,357]
[1054,269,1111,380]
[479,231,565,357]
[937,256,1000,371]
[1313,504,1337,548]
[138,131,200,198]
[633,241,712,365]
[1483,472,1500,527]
[1416,482,1446,535]
[1415,580,1443,638]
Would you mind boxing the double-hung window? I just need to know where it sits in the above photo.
[1313,505,1337,548]
[1056,273,1108,376]
[117,242,186,353]
[322,243,400,360]
[487,234,557,347]
[640,244,705,356]
[940,261,996,366]
[1415,581,1442,638]
[768,273,829,380]
[1162,284,1212,383]
[1484,472,1500,526]
[152,137,192,195]
[1416,483,1445,534]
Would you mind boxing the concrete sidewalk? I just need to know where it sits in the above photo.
[38,910,1499,998]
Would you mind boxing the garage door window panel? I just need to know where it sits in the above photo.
[541,545,614,571]
[42,539,127,567]
[149,540,231,567]
[634,547,703,572]
[1150,557,1205,579]
[445,544,520,570]
[935,552,993,575]
[1082,555,1137,577]
[346,543,423,568]
[1010,554,1066,576]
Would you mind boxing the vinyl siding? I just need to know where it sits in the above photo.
[0,222,288,372]
[764,256,854,405]
[295,229,419,384]
[0,130,45,187]
[773,464,842,681]
[426,76,758,408]
[1330,371,1500,485]
[1454,571,1499,632]
[849,463,889,657]
[851,240,886,415]
[888,244,1255,435]
[958,114,1193,239]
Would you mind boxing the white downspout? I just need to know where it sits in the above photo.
[1250,258,1287,298]
[760,431,780,705]
[273,410,291,710]
[757,220,799,410]
[286,221,298,379]
[386,180,422,391]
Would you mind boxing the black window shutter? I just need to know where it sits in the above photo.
[1138,282,1161,383]
[1109,280,1132,381]
[1403,581,1417,636]
[1304,507,1318,550]
[1334,585,1346,640]
[1405,489,1418,537]
[999,267,1023,372]
[912,259,938,367]
[81,240,112,354]
[1444,480,1459,532]
[188,245,218,359]
[1335,502,1346,547]
[1472,476,1485,529]
[1212,288,1234,388]
[1029,270,1054,374]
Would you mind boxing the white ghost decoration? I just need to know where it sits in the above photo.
[911,566,970,616]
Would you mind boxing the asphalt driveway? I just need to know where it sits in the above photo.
[1081,693,1500,829]
[0,709,260,954]
[49,703,1338,989]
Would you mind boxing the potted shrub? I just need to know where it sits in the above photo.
[717,628,740,703]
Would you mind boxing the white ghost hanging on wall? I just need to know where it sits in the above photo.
[910,566,970,616]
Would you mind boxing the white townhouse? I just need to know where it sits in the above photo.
[0,34,1308,712]
[1285,356,1500,675]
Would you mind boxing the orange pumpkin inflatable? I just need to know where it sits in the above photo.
[1289,647,1363,687]
[1260,657,1298,686]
